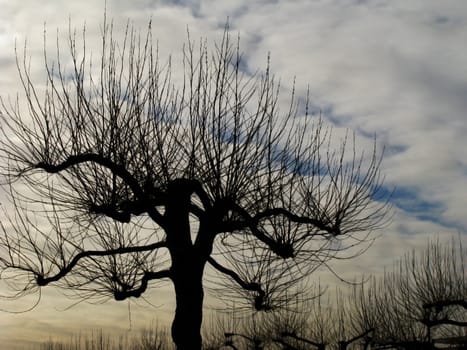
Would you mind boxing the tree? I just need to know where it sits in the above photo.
[0,19,389,350]
[273,289,374,350]
[351,237,467,349]
[397,237,467,346]
[279,294,330,350]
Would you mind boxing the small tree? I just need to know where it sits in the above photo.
[274,289,374,350]
[0,19,389,350]
[398,237,467,345]
[352,237,466,349]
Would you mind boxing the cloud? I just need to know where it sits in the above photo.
[217,0,467,233]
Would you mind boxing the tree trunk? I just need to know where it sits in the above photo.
[171,264,205,350]
[164,179,209,350]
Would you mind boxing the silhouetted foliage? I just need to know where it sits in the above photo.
[0,18,389,350]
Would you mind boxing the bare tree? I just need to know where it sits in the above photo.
[267,298,314,350]
[275,289,374,350]
[351,237,466,349]
[0,19,389,350]
[331,289,374,350]
[136,320,172,350]
[398,237,467,346]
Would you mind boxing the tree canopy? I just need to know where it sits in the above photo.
[0,20,390,349]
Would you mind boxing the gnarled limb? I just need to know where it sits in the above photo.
[208,257,268,311]
[113,269,171,300]
[35,154,165,224]
[35,241,168,286]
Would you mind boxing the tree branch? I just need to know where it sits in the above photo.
[281,332,325,349]
[423,318,467,328]
[113,269,171,300]
[253,207,337,235]
[341,328,374,348]
[423,299,467,310]
[225,203,336,259]
[207,257,262,293]
[90,200,146,223]
[36,241,167,286]
[36,153,165,224]
[207,256,269,310]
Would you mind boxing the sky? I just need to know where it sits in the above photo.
[0,0,467,348]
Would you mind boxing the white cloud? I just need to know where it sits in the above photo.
[221,0,467,232]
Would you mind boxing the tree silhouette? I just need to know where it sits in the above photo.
[0,20,389,350]
[351,237,467,349]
